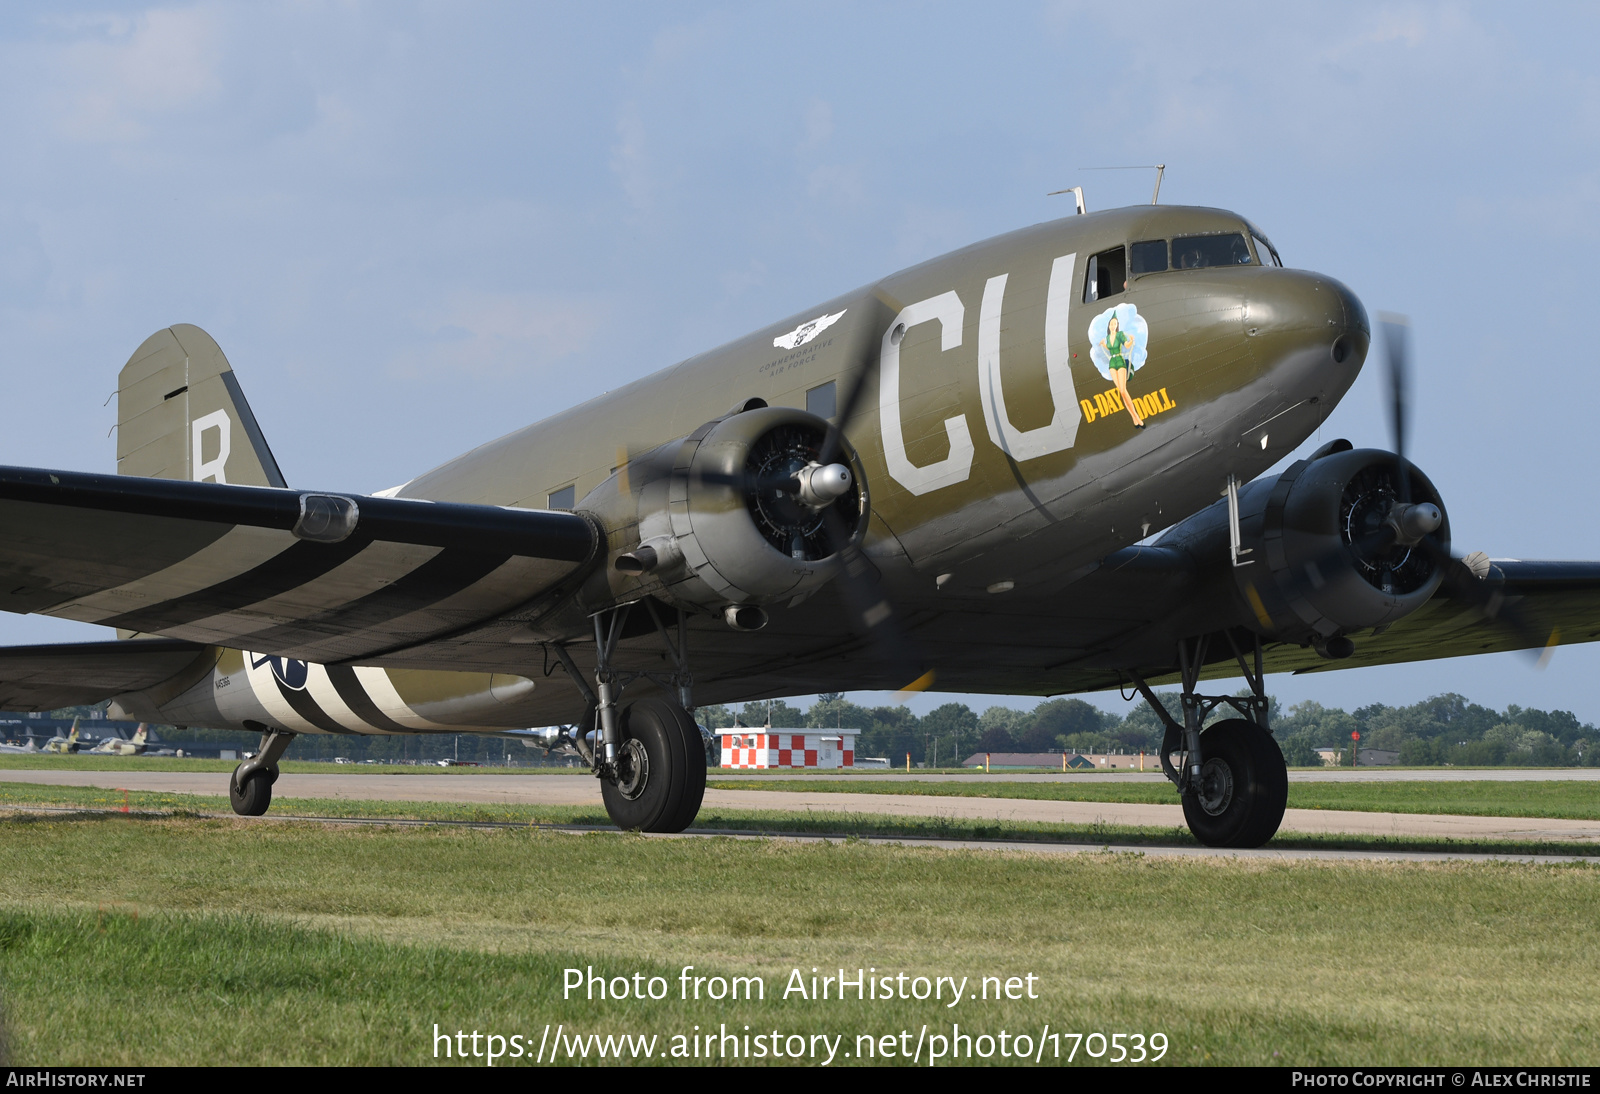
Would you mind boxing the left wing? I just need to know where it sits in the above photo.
[1261,559,1600,677]
[0,466,597,663]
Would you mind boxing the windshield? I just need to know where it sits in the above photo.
[1170,232,1253,270]
[1245,221,1282,267]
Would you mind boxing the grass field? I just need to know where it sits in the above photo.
[709,778,1600,820]
[1,811,1598,1066]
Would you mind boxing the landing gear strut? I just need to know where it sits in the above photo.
[548,601,707,833]
[1129,630,1287,848]
[229,728,296,817]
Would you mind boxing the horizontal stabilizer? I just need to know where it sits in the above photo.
[0,639,209,711]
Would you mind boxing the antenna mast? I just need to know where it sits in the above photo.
[1045,185,1086,214]
[1071,164,1168,206]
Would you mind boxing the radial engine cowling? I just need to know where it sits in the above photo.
[593,405,868,614]
[1234,447,1449,644]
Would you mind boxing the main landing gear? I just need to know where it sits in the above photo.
[548,601,707,833]
[1129,631,1288,848]
[229,727,297,817]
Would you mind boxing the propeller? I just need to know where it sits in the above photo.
[813,351,933,691]
[614,331,933,691]
[1381,313,1411,503]
[688,353,875,503]
[1374,315,1556,665]
[694,461,854,507]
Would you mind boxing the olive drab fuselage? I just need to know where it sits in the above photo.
[112,204,1371,735]
[405,204,1363,610]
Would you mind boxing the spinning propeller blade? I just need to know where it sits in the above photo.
[1375,314,1555,664]
[817,347,931,690]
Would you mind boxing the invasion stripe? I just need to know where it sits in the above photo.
[323,664,413,734]
[235,549,514,651]
[41,525,296,624]
[171,541,445,645]
[303,663,385,734]
[271,673,359,735]
[241,654,319,733]
[104,535,376,633]
[353,665,453,730]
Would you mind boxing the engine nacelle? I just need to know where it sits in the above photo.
[1231,446,1449,644]
[581,405,868,616]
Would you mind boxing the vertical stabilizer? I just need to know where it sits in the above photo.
[116,324,287,487]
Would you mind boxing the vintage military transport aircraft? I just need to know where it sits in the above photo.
[1,202,1595,846]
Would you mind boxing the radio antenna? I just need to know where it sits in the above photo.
[1075,164,1166,204]
[1045,185,1086,214]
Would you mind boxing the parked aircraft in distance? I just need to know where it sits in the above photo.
[0,200,1592,846]
[86,723,149,756]
[42,717,82,754]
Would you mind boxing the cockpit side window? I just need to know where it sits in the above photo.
[1083,246,1127,302]
[1251,232,1282,267]
[1170,233,1253,270]
[1130,239,1168,275]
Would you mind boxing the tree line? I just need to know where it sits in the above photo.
[32,690,1599,768]
[700,691,1598,768]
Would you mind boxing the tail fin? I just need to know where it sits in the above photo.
[132,723,148,746]
[67,716,79,744]
[116,324,287,487]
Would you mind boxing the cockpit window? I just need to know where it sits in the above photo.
[1251,232,1282,267]
[1083,246,1126,302]
[1170,233,1253,270]
[1130,239,1168,275]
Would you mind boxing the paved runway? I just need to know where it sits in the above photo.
[5,769,1598,843]
[715,768,1600,783]
[5,802,1590,864]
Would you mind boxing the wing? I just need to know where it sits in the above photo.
[0,638,209,710]
[646,554,1600,706]
[1262,560,1600,676]
[0,465,597,664]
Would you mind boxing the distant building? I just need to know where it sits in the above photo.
[721,729,857,769]
[1313,745,1400,766]
[961,751,1151,770]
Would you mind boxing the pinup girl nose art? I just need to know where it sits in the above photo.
[1088,302,1151,428]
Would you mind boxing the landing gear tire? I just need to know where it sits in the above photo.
[230,767,273,817]
[600,698,707,833]
[1180,718,1287,848]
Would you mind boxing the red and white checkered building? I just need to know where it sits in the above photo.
[720,729,857,769]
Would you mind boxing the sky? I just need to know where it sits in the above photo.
[2,2,1599,722]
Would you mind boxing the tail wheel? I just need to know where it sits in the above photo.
[230,767,273,817]
[601,698,706,833]
[1180,718,1288,848]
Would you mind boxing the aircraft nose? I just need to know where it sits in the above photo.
[1248,270,1369,368]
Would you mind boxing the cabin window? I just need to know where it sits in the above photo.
[1170,233,1253,270]
[1130,239,1168,275]
[1251,231,1282,267]
[1082,246,1127,302]
[807,380,837,419]
[548,485,575,510]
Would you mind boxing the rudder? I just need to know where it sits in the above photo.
[116,324,287,487]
